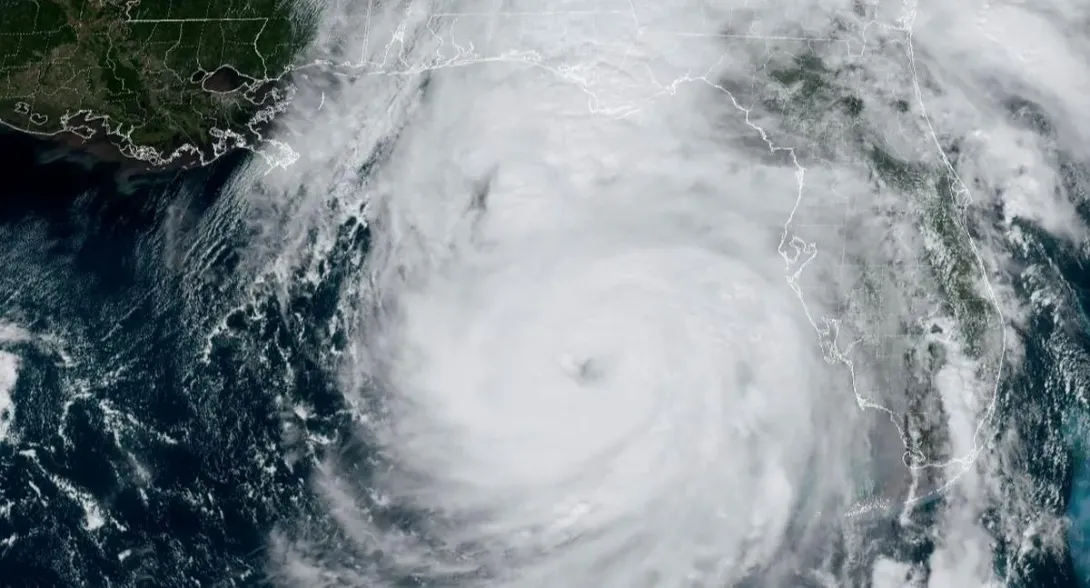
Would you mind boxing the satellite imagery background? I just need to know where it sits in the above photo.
[0,0,1089,587]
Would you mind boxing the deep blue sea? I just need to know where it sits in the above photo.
[0,124,1087,587]
[0,129,360,586]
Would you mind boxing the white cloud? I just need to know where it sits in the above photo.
[0,351,19,444]
[248,0,1072,585]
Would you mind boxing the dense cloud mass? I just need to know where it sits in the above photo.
[2,0,1090,585]
[231,0,1088,586]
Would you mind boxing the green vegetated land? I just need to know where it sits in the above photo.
[768,49,997,356]
[0,0,313,165]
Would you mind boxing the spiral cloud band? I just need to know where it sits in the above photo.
[383,236,843,586]
[232,0,1090,582]
[341,24,871,584]
[242,0,1015,585]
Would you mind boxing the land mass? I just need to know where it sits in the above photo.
[0,0,313,169]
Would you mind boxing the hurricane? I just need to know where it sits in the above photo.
[346,50,877,584]
[258,0,1031,585]
[2,0,1089,586]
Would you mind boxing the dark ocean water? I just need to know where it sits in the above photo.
[1037,222,1090,587]
[0,122,1087,588]
[978,209,1090,588]
[0,129,361,587]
